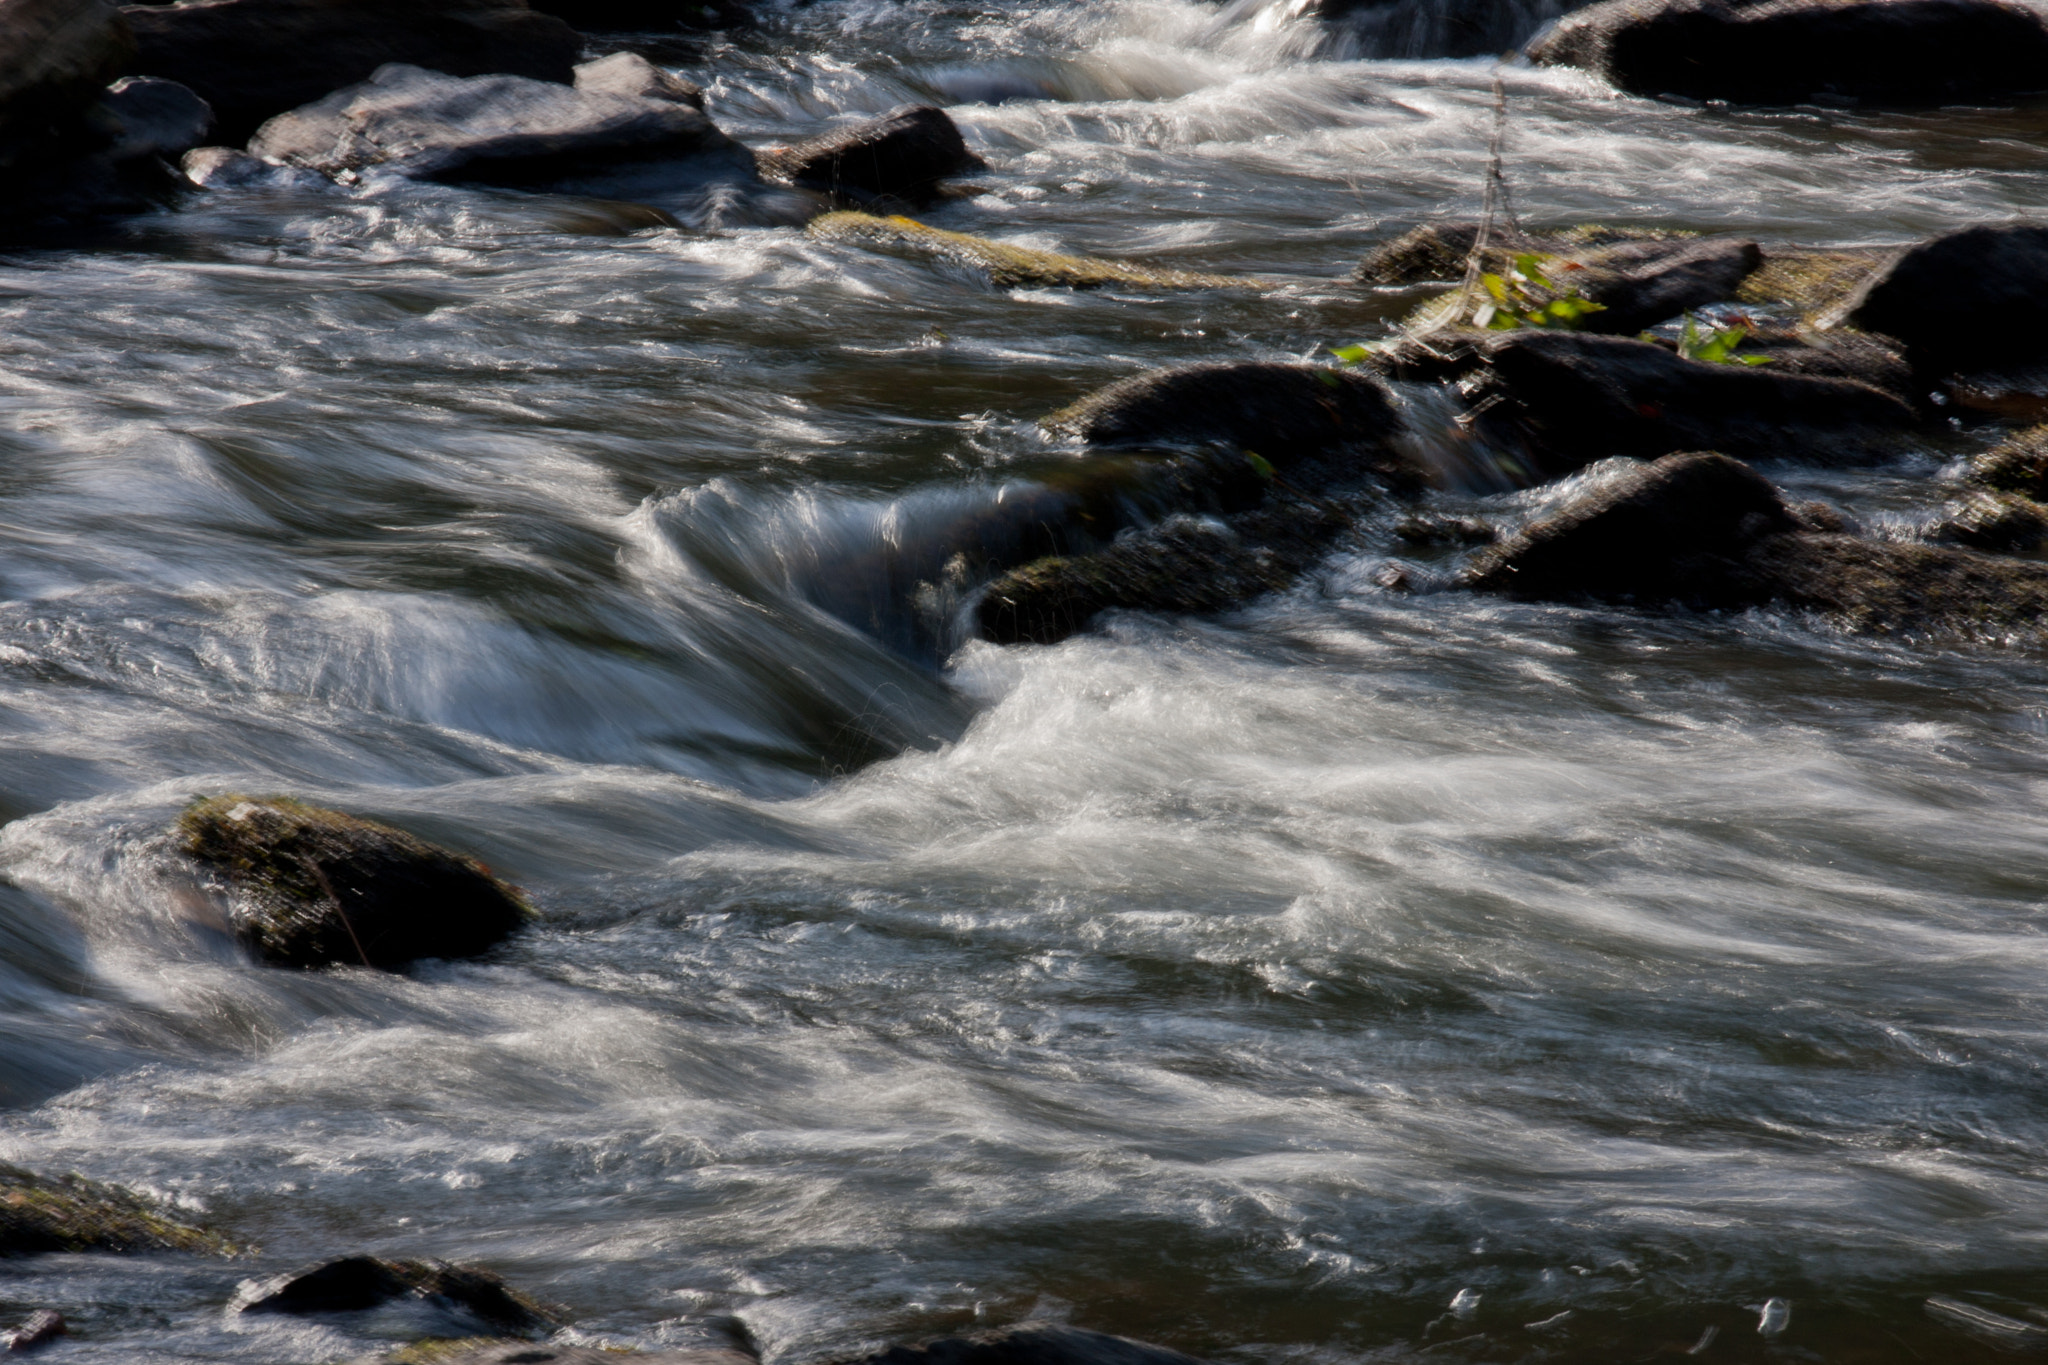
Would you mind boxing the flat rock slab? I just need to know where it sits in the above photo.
[249,61,747,182]
[1527,0,2048,107]
[810,212,1255,292]
[1465,331,1917,475]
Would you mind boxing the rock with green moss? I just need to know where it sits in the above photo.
[178,796,532,970]
[809,212,1255,292]
[1355,222,1696,287]
[0,1162,236,1257]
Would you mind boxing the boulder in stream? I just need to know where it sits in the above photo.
[1461,331,1917,473]
[2,1310,64,1353]
[0,1161,236,1257]
[122,0,582,145]
[178,794,533,969]
[1461,450,2048,635]
[1526,0,2048,107]
[0,0,132,173]
[1837,224,2048,376]
[92,75,212,160]
[1932,489,2048,553]
[1043,362,1403,471]
[236,1255,556,1332]
[248,61,749,183]
[759,104,984,202]
[838,1324,1213,1365]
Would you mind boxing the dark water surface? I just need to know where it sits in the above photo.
[5,1,2048,1360]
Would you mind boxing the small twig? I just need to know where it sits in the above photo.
[301,854,372,968]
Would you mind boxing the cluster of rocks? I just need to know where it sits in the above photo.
[946,215,2048,646]
[0,1180,1199,1365]
[0,0,990,229]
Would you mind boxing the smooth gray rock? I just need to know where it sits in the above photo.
[180,145,326,189]
[573,50,703,109]
[248,62,749,182]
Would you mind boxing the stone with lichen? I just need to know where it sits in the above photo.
[0,1162,236,1257]
[178,796,532,970]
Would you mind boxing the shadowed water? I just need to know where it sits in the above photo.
[4,0,2048,1360]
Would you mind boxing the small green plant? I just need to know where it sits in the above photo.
[1472,254,1607,330]
[1657,312,1771,365]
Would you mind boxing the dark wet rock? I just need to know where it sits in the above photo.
[0,0,132,173]
[1730,328,1915,405]
[123,0,582,144]
[810,211,1253,292]
[1461,450,2048,635]
[248,63,750,184]
[1559,237,1762,335]
[1967,425,2048,499]
[1933,490,2048,553]
[0,1162,236,1257]
[1463,331,1918,473]
[237,1255,556,1333]
[1526,0,2048,107]
[1461,451,1799,604]
[379,1344,756,1365]
[180,144,326,189]
[573,50,703,109]
[977,496,1357,645]
[93,74,210,159]
[178,794,532,969]
[1043,362,1404,476]
[2,1310,64,1353]
[1307,0,1572,58]
[525,0,748,30]
[838,1324,1214,1365]
[1839,224,2048,377]
[759,104,985,203]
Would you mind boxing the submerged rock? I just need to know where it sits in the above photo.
[759,104,984,202]
[977,496,1356,644]
[809,212,1253,292]
[838,1324,1214,1365]
[1463,331,1917,473]
[0,1162,236,1257]
[178,795,532,969]
[1839,224,2048,376]
[237,1256,555,1332]
[1526,0,2048,107]
[1461,450,2048,634]
[122,0,582,144]
[2,1310,64,1353]
[248,62,749,183]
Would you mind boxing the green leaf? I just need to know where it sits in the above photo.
[1329,343,1372,365]
[1485,307,1521,331]
[1513,254,1552,290]
[1481,273,1512,305]
[1245,451,1276,480]
[1737,354,1773,365]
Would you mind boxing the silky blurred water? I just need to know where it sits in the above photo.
[4,0,2048,1360]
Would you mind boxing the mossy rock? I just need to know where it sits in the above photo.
[1967,425,2048,499]
[1736,248,1889,320]
[1354,221,1696,287]
[807,212,1257,292]
[0,1162,237,1257]
[179,796,533,970]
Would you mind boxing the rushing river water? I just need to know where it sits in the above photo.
[6,1,2048,1361]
